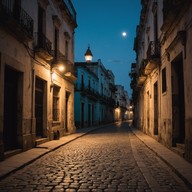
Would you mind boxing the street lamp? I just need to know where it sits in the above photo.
[84,46,93,63]
[52,63,65,72]
[50,63,65,90]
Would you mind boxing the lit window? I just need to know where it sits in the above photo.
[53,85,60,121]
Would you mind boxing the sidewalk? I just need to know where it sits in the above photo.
[0,125,192,190]
[131,127,192,189]
[0,126,100,180]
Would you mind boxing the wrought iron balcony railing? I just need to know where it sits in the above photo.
[0,0,33,38]
[146,41,160,60]
[34,32,53,61]
[34,32,52,54]
[75,84,99,99]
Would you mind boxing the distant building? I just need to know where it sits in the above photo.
[0,0,77,160]
[130,0,192,163]
[74,62,99,128]
[75,59,117,128]
[115,85,130,121]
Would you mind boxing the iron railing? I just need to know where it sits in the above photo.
[0,0,33,37]
[34,32,52,55]
[146,41,160,60]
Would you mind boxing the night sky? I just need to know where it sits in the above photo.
[72,0,141,96]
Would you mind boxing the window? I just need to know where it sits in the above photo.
[162,67,167,93]
[53,86,60,121]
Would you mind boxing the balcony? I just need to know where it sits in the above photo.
[0,0,33,42]
[145,41,160,75]
[56,0,77,28]
[52,50,76,81]
[75,84,99,100]
[137,60,147,88]
[137,75,146,88]
[34,32,53,61]
[161,0,189,31]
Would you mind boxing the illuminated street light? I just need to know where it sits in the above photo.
[84,46,93,63]
[52,63,65,72]
[50,63,65,89]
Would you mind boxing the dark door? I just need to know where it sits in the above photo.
[35,77,44,138]
[65,91,70,132]
[154,82,158,135]
[3,67,19,151]
[172,53,185,144]
[147,91,150,133]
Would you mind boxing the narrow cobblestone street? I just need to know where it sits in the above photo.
[0,122,191,192]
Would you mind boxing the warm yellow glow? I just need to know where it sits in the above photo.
[85,55,93,62]
[52,72,56,80]
[58,65,65,71]
[115,108,120,113]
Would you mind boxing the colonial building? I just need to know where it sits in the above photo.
[115,85,130,121]
[130,0,192,162]
[74,48,117,128]
[74,62,99,128]
[0,0,77,160]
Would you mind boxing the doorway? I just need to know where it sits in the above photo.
[154,82,158,135]
[65,91,70,132]
[146,91,150,133]
[3,66,21,151]
[171,53,185,144]
[35,77,44,138]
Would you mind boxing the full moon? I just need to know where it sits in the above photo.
[122,32,127,37]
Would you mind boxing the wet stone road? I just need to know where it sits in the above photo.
[0,122,191,192]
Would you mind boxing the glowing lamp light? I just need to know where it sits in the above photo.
[52,64,65,72]
[84,46,93,63]
[58,64,65,72]
[52,71,56,81]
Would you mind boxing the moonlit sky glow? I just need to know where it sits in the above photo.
[72,0,141,96]
[122,32,127,37]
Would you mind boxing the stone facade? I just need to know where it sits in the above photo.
[0,0,77,160]
[130,0,192,162]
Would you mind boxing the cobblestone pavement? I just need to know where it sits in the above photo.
[0,122,191,192]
